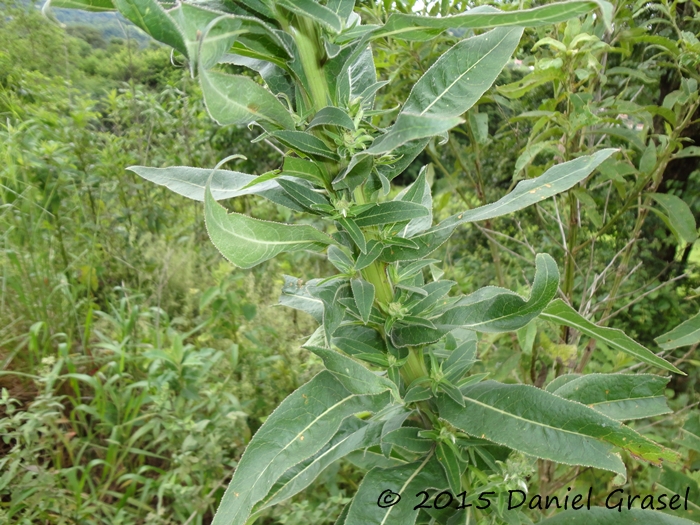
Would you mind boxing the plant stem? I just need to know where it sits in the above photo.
[290,17,328,112]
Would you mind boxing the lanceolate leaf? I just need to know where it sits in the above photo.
[438,381,678,481]
[402,27,522,119]
[438,253,559,332]
[271,131,340,160]
[345,454,447,524]
[353,202,430,227]
[655,310,700,350]
[211,371,391,525]
[374,1,613,42]
[204,185,332,269]
[537,507,696,524]
[201,70,296,129]
[260,418,384,510]
[540,299,682,374]
[367,114,463,154]
[127,166,301,210]
[351,279,375,324]
[649,193,698,244]
[381,149,617,262]
[552,373,671,421]
[306,345,397,398]
[279,276,326,322]
[308,106,356,130]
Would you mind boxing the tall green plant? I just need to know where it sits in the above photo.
[47,0,693,523]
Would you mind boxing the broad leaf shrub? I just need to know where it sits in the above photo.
[48,0,698,523]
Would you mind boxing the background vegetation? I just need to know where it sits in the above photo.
[1,0,698,524]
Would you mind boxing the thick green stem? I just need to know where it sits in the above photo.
[400,347,429,385]
[291,17,328,112]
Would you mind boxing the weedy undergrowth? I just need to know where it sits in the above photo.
[46,0,697,524]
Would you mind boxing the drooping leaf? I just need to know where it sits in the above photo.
[204,185,332,269]
[201,70,296,129]
[540,299,682,374]
[551,373,671,421]
[649,193,698,244]
[438,381,678,481]
[127,166,297,209]
[655,310,700,351]
[381,149,617,262]
[374,1,613,42]
[351,279,375,324]
[211,371,391,525]
[344,454,447,524]
[536,507,696,524]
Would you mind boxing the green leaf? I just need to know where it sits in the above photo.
[271,131,340,160]
[204,185,332,269]
[438,253,559,332]
[276,178,331,211]
[404,383,433,404]
[279,276,325,322]
[353,202,430,227]
[260,418,383,510]
[211,371,390,525]
[536,507,696,524]
[540,299,683,374]
[404,27,522,119]
[406,280,456,317]
[355,240,384,270]
[680,414,700,453]
[308,107,356,130]
[345,455,447,524]
[436,441,463,494]
[278,0,343,34]
[551,373,671,421]
[351,279,375,324]
[112,0,187,56]
[305,346,397,398]
[397,166,433,237]
[497,69,566,99]
[649,193,698,244]
[327,245,355,273]
[382,427,433,455]
[438,381,677,481]
[443,332,478,383]
[366,114,463,154]
[46,0,114,12]
[375,2,611,41]
[382,149,616,262]
[655,310,700,350]
[337,216,367,253]
[281,157,327,185]
[127,166,288,204]
[200,71,296,130]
